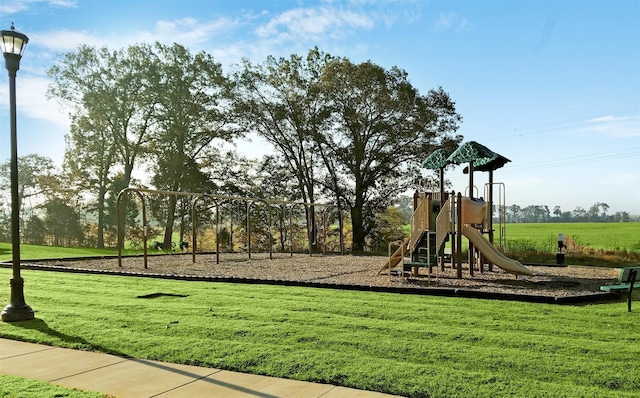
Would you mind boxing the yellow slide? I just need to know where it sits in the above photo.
[462,225,533,276]
[378,238,409,274]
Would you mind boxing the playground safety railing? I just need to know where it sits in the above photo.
[409,195,430,252]
[388,239,406,282]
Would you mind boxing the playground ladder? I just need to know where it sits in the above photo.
[408,195,431,253]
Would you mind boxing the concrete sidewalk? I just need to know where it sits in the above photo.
[1,338,402,397]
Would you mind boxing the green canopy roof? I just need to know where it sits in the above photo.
[421,148,452,169]
[463,152,511,173]
[446,141,497,165]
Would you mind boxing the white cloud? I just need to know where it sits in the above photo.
[434,12,471,32]
[434,12,455,31]
[19,76,70,127]
[0,0,76,15]
[148,17,240,47]
[29,29,108,52]
[598,172,640,186]
[256,6,374,42]
[0,76,70,128]
[28,17,239,54]
[588,116,616,122]
[583,115,640,138]
[458,17,471,31]
[0,2,29,14]
[18,4,398,73]
[209,41,276,71]
[49,0,76,6]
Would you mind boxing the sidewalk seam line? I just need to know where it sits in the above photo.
[49,358,130,382]
[317,386,337,397]
[0,346,57,360]
[147,369,222,398]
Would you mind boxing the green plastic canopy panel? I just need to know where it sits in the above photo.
[446,141,497,165]
[421,148,452,169]
[463,152,511,173]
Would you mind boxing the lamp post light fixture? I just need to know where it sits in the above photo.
[1,23,34,322]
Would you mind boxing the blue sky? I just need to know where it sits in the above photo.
[1,0,639,215]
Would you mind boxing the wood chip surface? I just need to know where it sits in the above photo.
[33,252,621,299]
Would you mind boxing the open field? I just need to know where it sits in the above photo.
[0,242,136,262]
[1,268,639,397]
[505,222,640,252]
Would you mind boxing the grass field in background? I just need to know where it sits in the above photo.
[0,242,121,262]
[505,222,640,252]
[1,269,638,398]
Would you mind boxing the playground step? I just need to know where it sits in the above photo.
[403,261,432,271]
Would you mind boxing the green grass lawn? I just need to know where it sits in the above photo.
[0,242,151,262]
[1,268,638,397]
[0,375,106,398]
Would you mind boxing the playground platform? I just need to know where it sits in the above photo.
[0,338,400,397]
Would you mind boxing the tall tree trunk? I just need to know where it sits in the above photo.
[96,187,107,249]
[351,205,365,252]
[307,205,318,253]
[179,200,186,249]
[278,208,287,252]
[116,162,136,251]
[163,195,178,250]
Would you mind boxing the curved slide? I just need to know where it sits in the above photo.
[462,225,533,276]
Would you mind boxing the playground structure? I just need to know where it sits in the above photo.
[381,141,533,279]
[116,188,344,268]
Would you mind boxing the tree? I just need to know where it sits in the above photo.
[520,205,534,222]
[552,206,571,222]
[0,202,9,241]
[316,58,461,251]
[105,173,140,247]
[255,155,304,251]
[508,204,521,223]
[395,195,413,223]
[613,211,631,222]
[231,50,337,249]
[24,215,46,245]
[48,44,159,187]
[540,205,551,222]
[48,44,160,248]
[0,154,55,229]
[587,203,600,221]
[204,153,262,252]
[62,116,117,248]
[146,42,237,250]
[44,198,84,247]
[369,206,408,252]
[572,206,587,221]
[520,205,550,222]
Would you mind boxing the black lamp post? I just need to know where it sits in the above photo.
[1,23,34,322]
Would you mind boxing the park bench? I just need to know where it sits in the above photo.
[600,266,639,312]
